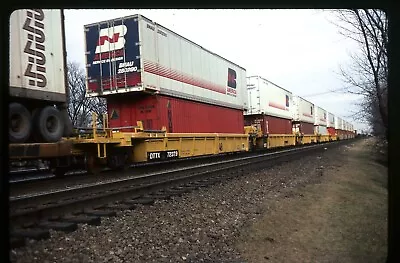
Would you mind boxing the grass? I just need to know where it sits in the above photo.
[237,139,388,263]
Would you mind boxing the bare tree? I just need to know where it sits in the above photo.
[330,9,388,139]
[66,61,107,129]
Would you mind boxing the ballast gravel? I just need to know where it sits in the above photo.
[10,144,349,263]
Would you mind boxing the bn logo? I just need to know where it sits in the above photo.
[95,25,127,54]
[227,68,237,96]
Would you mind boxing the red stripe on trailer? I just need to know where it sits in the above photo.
[143,60,226,94]
[268,102,289,111]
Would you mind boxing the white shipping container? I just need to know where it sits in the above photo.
[314,106,327,126]
[10,9,67,102]
[292,96,314,124]
[335,116,343,130]
[315,125,329,135]
[84,14,247,110]
[245,76,293,120]
[327,112,335,128]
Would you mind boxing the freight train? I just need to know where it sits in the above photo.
[9,9,356,176]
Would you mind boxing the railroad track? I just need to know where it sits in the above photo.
[9,139,353,249]
[9,149,258,187]
[10,143,309,197]
[8,140,331,188]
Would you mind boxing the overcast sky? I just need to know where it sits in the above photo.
[64,9,366,132]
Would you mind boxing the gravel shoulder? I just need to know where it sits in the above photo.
[10,139,387,263]
[237,138,388,263]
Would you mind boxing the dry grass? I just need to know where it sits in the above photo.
[237,139,388,263]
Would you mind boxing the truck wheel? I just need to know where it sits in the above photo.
[9,103,32,143]
[34,106,65,143]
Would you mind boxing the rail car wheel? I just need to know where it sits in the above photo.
[86,154,103,175]
[9,103,32,143]
[33,106,64,143]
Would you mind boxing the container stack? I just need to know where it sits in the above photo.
[291,96,315,135]
[343,121,347,139]
[314,106,328,136]
[326,112,336,137]
[244,76,293,135]
[84,14,248,133]
[335,116,344,140]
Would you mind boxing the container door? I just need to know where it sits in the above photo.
[85,17,141,94]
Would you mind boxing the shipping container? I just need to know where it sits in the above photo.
[314,125,329,135]
[107,94,245,133]
[84,14,247,111]
[292,96,314,124]
[10,9,67,102]
[292,121,315,135]
[327,112,335,128]
[246,76,293,120]
[327,127,336,136]
[244,114,293,135]
[314,106,327,126]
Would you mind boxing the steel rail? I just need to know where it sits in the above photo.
[10,141,348,218]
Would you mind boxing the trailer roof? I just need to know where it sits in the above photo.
[247,75,293,94]
[84,13,246,71]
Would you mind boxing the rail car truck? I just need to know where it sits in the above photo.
[9,9,72,144]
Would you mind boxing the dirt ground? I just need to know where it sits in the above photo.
[237,138,388,263]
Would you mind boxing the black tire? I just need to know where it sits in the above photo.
[33,106,64,143]
[9,103,32,143]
